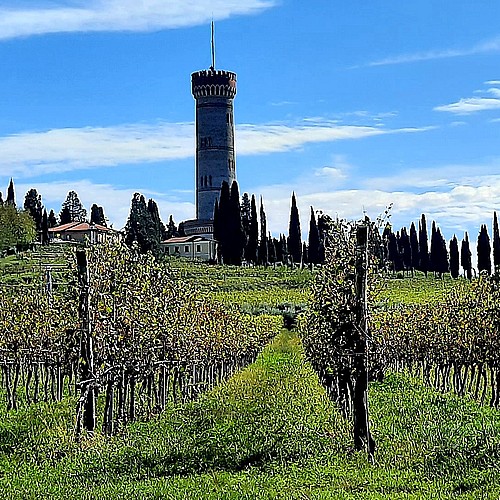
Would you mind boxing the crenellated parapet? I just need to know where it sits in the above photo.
[191,69,237,99]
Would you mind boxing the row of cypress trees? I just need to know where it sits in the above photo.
[384,212,500,278]
[213,181,325,266]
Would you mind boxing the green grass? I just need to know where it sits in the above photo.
[1,331,499,498]
[374,272,467,306]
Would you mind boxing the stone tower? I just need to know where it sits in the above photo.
[191,69,237,222]
[182,23,237,237]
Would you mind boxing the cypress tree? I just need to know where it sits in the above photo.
[409,222,419,273]
[267,232,276,264]
[302,241,308,265]
[228,181,245,265]
[6,178,15,207]
[449,235,459,279]
[274,237,282,263]
[288,192,302,264]
[48,209,58,228]
[461,232,472,280]
[258,197,268,265]
[308,207,320,265]
[399,227,411,274]
[418,214,429,276]
[386,228,400,273]
[493,211,500,273]
[218,181,231,263]
[241,192,251,250]
[245,194,258,264]
[24,188,43,233]
[429,221,437,274]
[90,204,106,226]
[147,199,166,250]
[435,227,449,277]
[41,209,49,245]
[280,234,288,264]
[477,224,492,275]
[166,215,178,239]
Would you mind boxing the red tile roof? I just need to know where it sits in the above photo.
[49,222,113,233]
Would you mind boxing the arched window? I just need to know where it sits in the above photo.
[209,175,212,186]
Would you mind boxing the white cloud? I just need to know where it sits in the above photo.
[435,97,500,114]
[0,120,432,178]
[0,0,275,40]
[357,35,500,68]
[434,82,500,114]
[236,122,431,155]
[248,163,500,248]
[15,179,194,229]
[0,122,194,177]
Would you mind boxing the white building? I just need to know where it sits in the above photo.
[161,236,217,261]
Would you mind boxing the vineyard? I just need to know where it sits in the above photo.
[0,240,499,498]
[0,243,281,435]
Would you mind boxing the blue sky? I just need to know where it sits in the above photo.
[0,0,500,248]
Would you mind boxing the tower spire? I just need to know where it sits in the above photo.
[210,19,215,70]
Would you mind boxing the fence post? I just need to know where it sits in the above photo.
[353,224,376,460]
[75,249,96,437]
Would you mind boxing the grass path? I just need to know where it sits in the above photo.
[1,331,500,498]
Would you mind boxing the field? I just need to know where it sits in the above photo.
[0,250,499,498]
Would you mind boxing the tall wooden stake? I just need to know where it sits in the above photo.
[76,249,96,437]
[353,224,375,460]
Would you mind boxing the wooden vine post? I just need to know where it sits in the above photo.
[353,224,376,460]
[75,249,96,438]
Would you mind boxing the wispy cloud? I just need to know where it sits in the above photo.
[0,0,274,40]
[356,35,500,68]
[435,82,500,114]
[0,120,433,178]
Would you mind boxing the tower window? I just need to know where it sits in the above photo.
[209,175,212,186]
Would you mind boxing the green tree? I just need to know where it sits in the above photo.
[399,227,411,274]
[90,204,107,226]
[48,209,58,228]
[418,214,429,276]
[166,215,178,239]
[409,222,419,274]
[241,192,251,251]
[124,193,157,254]
[308,206,320,265]
[217,181,231,264]
[227,181,245,265]
[477,224,491,275]
[41,209,49,245]
[449,235,459,279]
[287,192,302,264]
[258,197,268,265]
[493,211,500,272]
[6,178,15,207]
[0,205,36,252]
[461,232,472,280]
[147,198,167,245]
[245,194,258,264]
[60,191,87,223]
[23,188,43,233]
